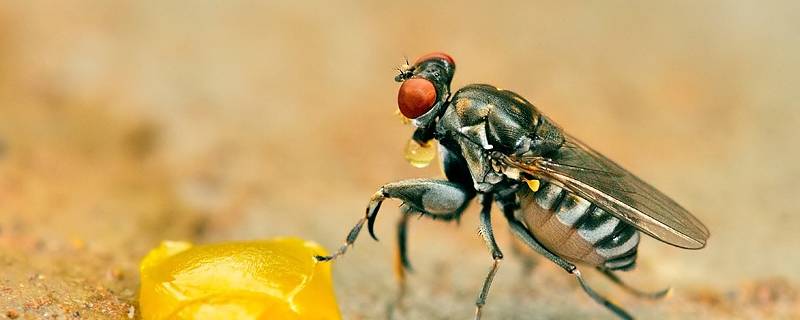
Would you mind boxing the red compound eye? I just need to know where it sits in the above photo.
[414,52,455,66]
[398,78,437,119]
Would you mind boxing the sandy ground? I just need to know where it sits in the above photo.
[1,1,799,319]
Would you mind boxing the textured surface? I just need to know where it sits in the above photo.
[0,1,799,319]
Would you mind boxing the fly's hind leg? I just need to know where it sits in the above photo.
[503,208,635,320]
[509,230,538,275]
[597,267,672,299]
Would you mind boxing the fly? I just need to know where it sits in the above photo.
[317,52,710,320]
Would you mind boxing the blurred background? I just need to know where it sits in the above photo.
[0,1,798,319]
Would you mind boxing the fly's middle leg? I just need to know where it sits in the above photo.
[474,193,503,320]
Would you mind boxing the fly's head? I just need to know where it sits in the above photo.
[395,52,455,130]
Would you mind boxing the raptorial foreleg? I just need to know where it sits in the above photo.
[317,179,474,262]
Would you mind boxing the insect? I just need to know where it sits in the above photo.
[317,52,710,319]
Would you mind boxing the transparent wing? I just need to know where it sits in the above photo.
[500,134,710,249]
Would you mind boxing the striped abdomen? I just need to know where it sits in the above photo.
[517,181,640,270]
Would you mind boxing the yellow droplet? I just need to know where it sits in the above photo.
[404,139,436,168]
[525,179,540,192]
[394,109,411,125]
[139,238,341,320]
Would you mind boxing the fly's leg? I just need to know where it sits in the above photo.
[317,178,473,263]
[504,210,635,320]
[598,267,672,299]
[474,193,503,320]
[394,214,412,294]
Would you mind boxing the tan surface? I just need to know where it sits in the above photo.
[0,1,798,319]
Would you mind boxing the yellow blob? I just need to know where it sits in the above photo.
[139,238,341,320]
[525,179,540,192]
[404,138,436,168]
[394,109,411,125]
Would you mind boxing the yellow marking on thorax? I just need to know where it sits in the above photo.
[525,179,540,192]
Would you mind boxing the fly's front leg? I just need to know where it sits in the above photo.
[392,213,414,313]
[317,179,473,264]
[474,193,503,320]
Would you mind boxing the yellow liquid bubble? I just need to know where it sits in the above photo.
[139,238,341,320]
[395,109,411,125]
[404,139,436,168]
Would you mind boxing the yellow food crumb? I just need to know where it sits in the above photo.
[139,238,341,320]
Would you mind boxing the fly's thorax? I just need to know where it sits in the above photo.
[514,116,565,158]
[435,105,525,192]
[445,84,566,157]
[434,83,568,193]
